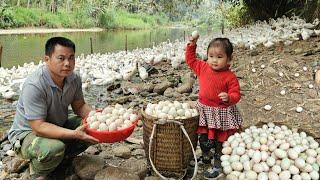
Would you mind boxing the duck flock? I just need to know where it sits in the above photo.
[0,16,319,100]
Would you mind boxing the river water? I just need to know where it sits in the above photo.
[0,28,204,68]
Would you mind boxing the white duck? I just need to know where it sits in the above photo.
[138,63,148,80]
[2,90,16,100]
[121,61,137,81]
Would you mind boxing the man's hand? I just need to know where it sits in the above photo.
[75,125,99,144]
[218,92,229,102]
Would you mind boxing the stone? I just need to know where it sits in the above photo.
[65,174,81,180]
[144,176,162,180]
[163,87,174,97]
[125,137,144,145]
[18,169,29,180]
[3,157,28,173]
[98,151,113,159]
[2,144,12,152]
[250,50,259,56]
[294,48,303,54]
[153,81,173,94]
[131,149,145,157]
[94,166,140,180]
[175,83,193,93]
[106,82,121,91]
[264,66,276,75]
[137,120,143,127]
[114,96,132,104]
[175,74,195,94]
[113,88,123,94]
[85,146,99,155]
[282,59,299,69]
[113,146,131,159]
[120,158,149,179]
[73,155,105,180]
[0,170,8,180]
[307,89,318,98]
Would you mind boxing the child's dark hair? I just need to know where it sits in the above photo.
[45,37,75,56]
[207,38,233,59]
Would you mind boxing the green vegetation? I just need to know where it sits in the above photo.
[1,0,319,30]
[0,6,168,29]
[223,0,320,27]
[0,0,201,29]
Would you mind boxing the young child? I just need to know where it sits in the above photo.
[185,35,243,179]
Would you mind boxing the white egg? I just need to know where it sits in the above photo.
[114,104,123,109]
[98,123,108,131]
[261,64,265,69]
[145,107,153,115]
[295,158,306,169]
[280,90,286,95]
[184,110,192,118]
[279,171,291,180]
[89,121,100,129]
[122,112,130,120]
[279,72,284,77]
[264,105,272,111]
[115,118,123,126]
[303,66,308,71]
[191,30,199,38]
[105,118,112,125]
[109,122,117,131]
[294,73,300,77]
[118,108,126,114]
[309,84,314,89]
[252,68,256,73]
[177,109,185,116]
[296,106,303,113]
[88,111,96,117]
[129,113,138,122]
[182,103,190,109]
[97,114,107,122]
[124,120,132,126]
[112,108,119,115]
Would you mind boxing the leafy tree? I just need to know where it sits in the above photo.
[228,0,320,22]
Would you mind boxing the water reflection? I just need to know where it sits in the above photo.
[0,28,193,68]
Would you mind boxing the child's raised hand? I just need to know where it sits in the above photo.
[188,31,199,45]
[218,92,229,102]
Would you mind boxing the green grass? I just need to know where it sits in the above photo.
[0,7,169,29]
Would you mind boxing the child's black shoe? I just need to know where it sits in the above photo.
[203,166,223,179]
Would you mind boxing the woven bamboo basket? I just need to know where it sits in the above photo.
[141,108,199,179]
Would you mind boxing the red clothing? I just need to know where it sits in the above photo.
[185,43,242,142]
[185,43,241,108]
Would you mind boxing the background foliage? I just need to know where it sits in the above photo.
[0,0,319,29]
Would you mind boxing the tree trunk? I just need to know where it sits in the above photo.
[50,0,57,13]
[41,0,46,9]
[16,0,21,6]
[27,0,31,8]
[66,0,72,12]
[220,0,225,34]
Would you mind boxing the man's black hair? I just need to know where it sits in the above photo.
[45,37,75,56]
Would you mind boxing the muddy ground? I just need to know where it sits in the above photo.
[0,35,320,179]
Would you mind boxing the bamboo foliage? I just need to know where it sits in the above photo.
[230,0,320,22]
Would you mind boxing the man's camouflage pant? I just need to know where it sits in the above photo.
[16,115,90,176]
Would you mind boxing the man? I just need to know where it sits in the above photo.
[8,37,99,180]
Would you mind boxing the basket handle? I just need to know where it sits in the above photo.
[148,120,198,180]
